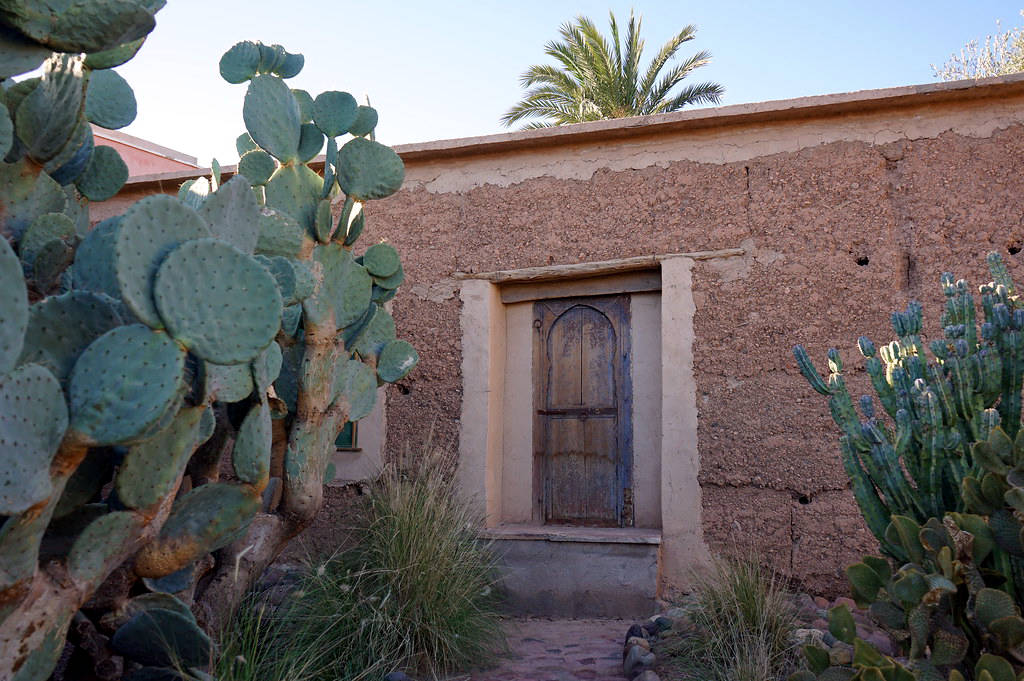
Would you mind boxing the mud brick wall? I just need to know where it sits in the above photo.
[101,76,1024,594]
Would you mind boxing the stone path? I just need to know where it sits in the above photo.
[459,618,627,681]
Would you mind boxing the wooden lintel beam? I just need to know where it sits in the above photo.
[452,247,745,283]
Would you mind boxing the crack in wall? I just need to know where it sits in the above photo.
[881,144,917,291]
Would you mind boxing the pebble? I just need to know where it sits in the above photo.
[623,645,656,678]
[625,636,650,652]
[828,642,854,666]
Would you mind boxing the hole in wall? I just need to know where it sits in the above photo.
[798,495,811,505]
[1009,244,1021,255]
[396,384,410,395]
[856,256,870,266]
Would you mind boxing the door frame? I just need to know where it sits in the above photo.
[532,294,634,527]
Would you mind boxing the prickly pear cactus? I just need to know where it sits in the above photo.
[0,23,417,681]
[793,505,1024,680]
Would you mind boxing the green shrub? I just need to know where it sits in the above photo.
[659,555,799,681]
[216,447,505,681]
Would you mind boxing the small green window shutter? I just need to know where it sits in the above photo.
[335,421,358,450]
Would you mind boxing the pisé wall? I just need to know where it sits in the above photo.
[101,74,1024,595]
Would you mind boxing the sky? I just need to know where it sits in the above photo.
[112,1,1024,166]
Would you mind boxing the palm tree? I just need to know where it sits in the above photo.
[502,10,724,128]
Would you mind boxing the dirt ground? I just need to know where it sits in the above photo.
[456,618,628,681]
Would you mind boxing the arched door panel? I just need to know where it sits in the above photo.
[533,295,632,526]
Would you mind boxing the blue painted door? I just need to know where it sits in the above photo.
[534,296,632,527]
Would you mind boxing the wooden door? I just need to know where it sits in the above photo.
[534,295,632,527]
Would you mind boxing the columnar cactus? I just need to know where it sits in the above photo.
[793,258,1024,680]
[794,254,1024,562]
[0,14,416,680]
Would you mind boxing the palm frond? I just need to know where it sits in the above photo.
[622,11,644,111]
[653,81,725,114]
[638,24,697,100]
[503,11,722,128]
[642,49,713,113]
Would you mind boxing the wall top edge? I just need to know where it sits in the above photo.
[118,74,1024,192]
[395,73,1024,163]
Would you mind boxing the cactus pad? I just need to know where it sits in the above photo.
[304,243,372,330]
[0,24,49,79]
[115,195,211,328]
[46,120,94,185]
[0,158,67,241]
[19,212,75,269]
[1,1,160,54]
[68,510,141,582]
[115,406,204,509]
[85,68,136,129]
[198,175,261,254]
[29,238,74,290]
[203,362,253,403]
[0,363,67,514]
[297,122,324,163]
[371,285,397,304]
[265,163,322,233]
[316,137,337,197]
[141,564,197,594]
[236,131,258,156]
[255,255,313,306]
[0,237,28,375]
[0,105,12,159]
[348,104,378,137]
[275,51,304,78]
[75,144,128,201]
[291,88,314,123]
[362,242,400,278]
[154,238,282,364]
[123,593,197,624]
[343,210,365,246]
[15,54,83,163]
[72,216,121,298]
[352,306,396,359]
[112,608,212,668]
[68,324,186,445]
[84,36,147,70]
[237,149,276,186]
[372,261,405,290]
[243,74,300,163]
[336,137,405,201]
[338,359,377,421]
[19,290,125,382]
[253,341,282,393]
[314,198,333,242]
[177,176,209,211]
[9,625,63,681]
[257,43,285,73]
[219,40,261,83]
[281,304,301,337]
[312,90,357,138]
[377,340,418,383]
[232,401,271,485]
[255,208,313,258]
[134,482,259,577]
